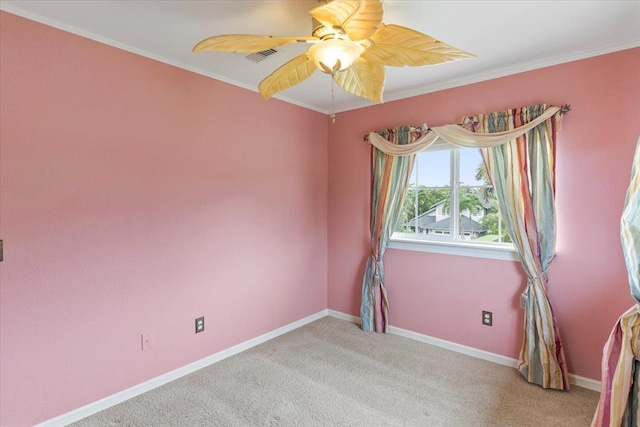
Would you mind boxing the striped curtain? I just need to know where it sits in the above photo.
[469,104,570,390]
[361,126,421,333]
[592,135,640,426]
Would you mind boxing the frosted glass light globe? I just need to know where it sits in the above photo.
[308,39,364,74]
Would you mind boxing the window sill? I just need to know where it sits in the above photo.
[388,237,519,261]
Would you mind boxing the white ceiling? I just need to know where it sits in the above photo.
[1,1,639,113]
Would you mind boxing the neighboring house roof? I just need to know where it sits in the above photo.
[405,191,492,231]
[404,200,442,227]
[406,214,486,233]
[405,212,436,228]
[427,215,486,233]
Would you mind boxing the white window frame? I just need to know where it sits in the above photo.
[389,140,518,262]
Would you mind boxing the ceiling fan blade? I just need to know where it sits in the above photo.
[333,58,385,102]
[309,0,383,41]
[361,24,475,67]
[193,35,316,53]
[258,54,318,100]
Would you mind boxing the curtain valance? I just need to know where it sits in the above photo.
[366,105,562,155]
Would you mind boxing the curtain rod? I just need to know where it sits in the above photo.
[362,104,571,142]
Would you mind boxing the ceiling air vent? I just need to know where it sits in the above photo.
[245,48,278,63]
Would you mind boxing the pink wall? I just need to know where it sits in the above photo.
[2,9,639,427]
[0,12,327,426]
[328,47,640,381]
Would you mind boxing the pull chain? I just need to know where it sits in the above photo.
[330,76,336,124]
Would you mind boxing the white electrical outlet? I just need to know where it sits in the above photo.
[141,332,154,350]
[195,317,204,333]
[482,311,493,326]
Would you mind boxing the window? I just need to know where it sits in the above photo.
[390,141,517,261]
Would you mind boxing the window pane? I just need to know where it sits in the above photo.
[396,151,451,240]
[394,147,513,248]
[458,149,511,243]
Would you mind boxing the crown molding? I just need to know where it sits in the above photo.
[0,4,327,114]
[2,3,637,116]
[336,41,640,113]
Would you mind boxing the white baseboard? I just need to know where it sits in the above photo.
[388,323,601,391]
[388,323,521,368]
[327,309,361,324]
[326,310,601,392]
[39,308,600,426]
[37,310,329,427]
[568,374,601,391]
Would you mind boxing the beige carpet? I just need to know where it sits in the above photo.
[72,317,598,426]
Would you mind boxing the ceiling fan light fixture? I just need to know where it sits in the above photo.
[308,39,364,74]
[194,0,475,102]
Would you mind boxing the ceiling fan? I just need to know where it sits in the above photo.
[193,0,475,103]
